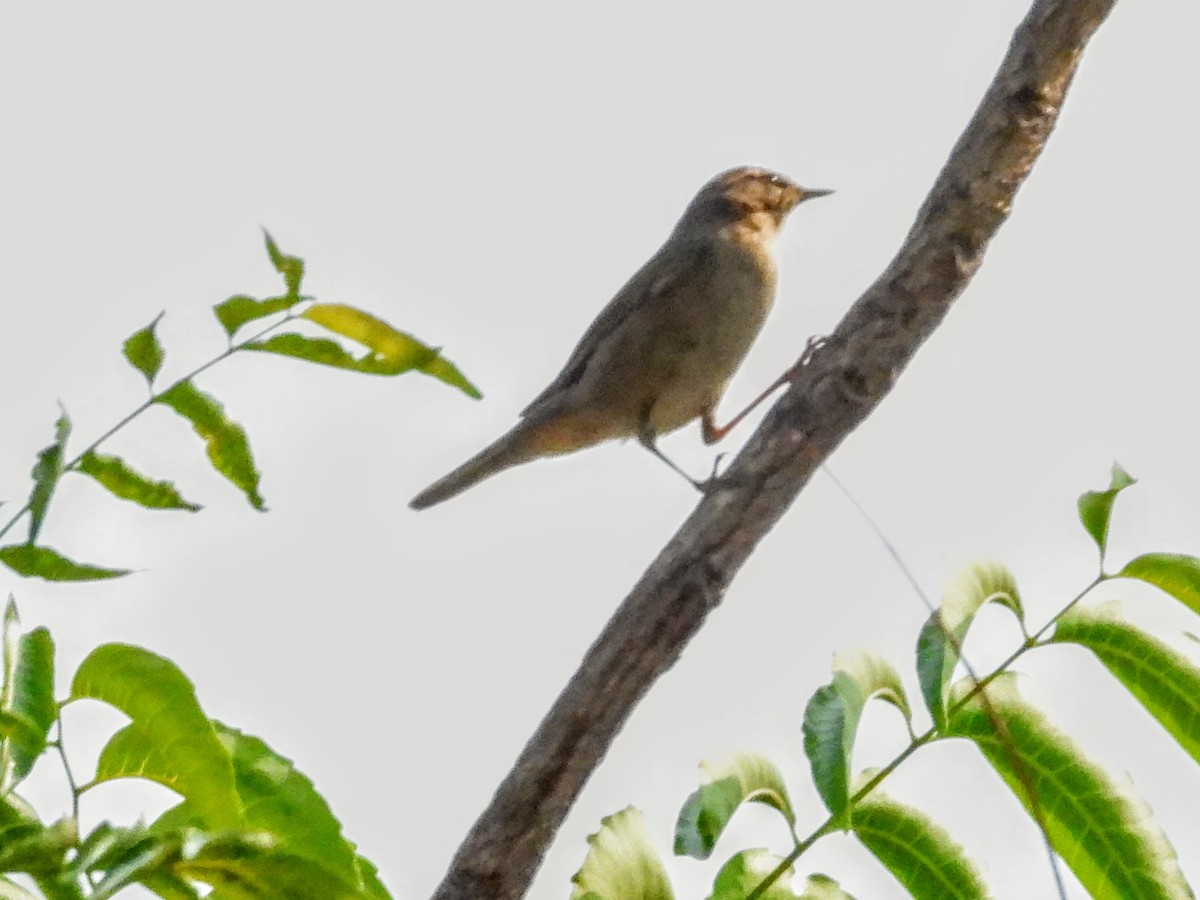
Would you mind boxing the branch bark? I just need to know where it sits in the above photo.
[432,1,1118,896]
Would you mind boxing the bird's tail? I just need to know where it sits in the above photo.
[409,420,548,510]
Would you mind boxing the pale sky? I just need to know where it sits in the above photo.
[3,2,1199,898]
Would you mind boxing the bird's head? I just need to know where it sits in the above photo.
[681,166,832,240]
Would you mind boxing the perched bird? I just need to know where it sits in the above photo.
[410,166,831,510]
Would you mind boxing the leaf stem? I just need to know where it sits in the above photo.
[49,718,81,826]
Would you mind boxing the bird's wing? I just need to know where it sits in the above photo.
[521,238,713,416]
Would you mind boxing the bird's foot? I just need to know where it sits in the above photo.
[782,334,828,382]
[691,453,728,494]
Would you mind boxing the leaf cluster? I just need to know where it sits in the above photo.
[1,612,390,899]
[1,231,481,898]
[0,231,478,581]
[572,466,1200,899]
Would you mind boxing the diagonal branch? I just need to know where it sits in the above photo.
[431,1,1118,896]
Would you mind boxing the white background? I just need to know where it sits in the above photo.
[3,2,1199,898]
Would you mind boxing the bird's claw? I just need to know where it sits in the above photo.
[691,453,728,494]
[783,334,828,382]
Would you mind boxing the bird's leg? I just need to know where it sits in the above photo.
[638,432,708,493]
[701,335,827,445]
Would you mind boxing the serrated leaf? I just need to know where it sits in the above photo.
[675,752,795,860]
[1077,463,1136,564]
[213,294,298,338]
[157,381,264,510]
[152,723,367,890]
[0,624,55,787]
[27,410,70,544]
[303,304,481,397]
[1053,601,1200,764]
[123,314,166,386]
[78,452,202,512]
[571,807,673,900]
[946,673,1192,899]
[708,849,799,900]
[851,777,990,899]
[263,231,305,299]
[1117,553,1200,617]
[917,561,1023,729]
[803,651,911,828]
[0,544,130,581]
[71,644,241,830]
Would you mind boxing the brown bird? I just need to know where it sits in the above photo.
[410,166,831,510]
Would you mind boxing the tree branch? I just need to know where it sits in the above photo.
[431,0,1118,896]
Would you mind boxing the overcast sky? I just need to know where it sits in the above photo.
[3,2,1199,898]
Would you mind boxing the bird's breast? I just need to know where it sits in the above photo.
[644,236,777,434]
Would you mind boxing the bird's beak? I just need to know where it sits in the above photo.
[800,188,834,202]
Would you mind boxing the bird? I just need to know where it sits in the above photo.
[409,166,831,510]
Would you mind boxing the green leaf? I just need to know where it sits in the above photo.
[302,303,481,398]
[213,294,298,338]
[72,821,154,878]
[945,673,1191,899]
[1053,601,1200,765]
[0,876,40,900]
[263,230,305,299]
[1117,553,1200,617]
[571,807,673,900]
[27,410,71,544]
[72,822,192,899]
[796,875,857,900]
[245,332,423,376]
[708,850,800,900]
[851,778,990,899]
[123,314,166,386]
[0,618,55,788]
[71,644,242,830]
[152,723,369,891]
[139,873,202,900]
[917,561,1024,729]
[1077,463,1136,564]
[0,544,130,581]
[0,791,39,831]
[803,650,911,829]
[0,817,76,874]
[89,834,178,900]
[354,853,392,900]
[675,753,795,860]
[156,381,265,510]
[172,831,373,900]
[78,452,202,512]
[421,355,482,399]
